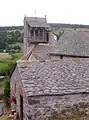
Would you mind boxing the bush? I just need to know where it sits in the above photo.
[0,60,17,76]
[13,45,21,51]
[3,79,10,106]
[6,44,21,52]
[10,52,23,60]
[6,60,17,77]
[0,49,3,52]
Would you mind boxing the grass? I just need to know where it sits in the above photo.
[0,53,11,61]
[0,115,11,120]
[0,78,7,92]
[0,52,23,62]
[48,105,89,120]
[0,63,9,76]
[0,63,8,69]
[11,52,23,60]
[0,109,12,120]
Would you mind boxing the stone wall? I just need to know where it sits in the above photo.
[11,66,28,119]
[11,60,89,120]
[25,93,89,120]
[11,66,21,114]
[11,68,89,120]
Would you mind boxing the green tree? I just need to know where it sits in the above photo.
[13,45,21,51]
[0,31,7,49]
[15,30,21,38]
[6,30,23,44]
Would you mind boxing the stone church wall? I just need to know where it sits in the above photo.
[11,64,89,120]
[24,93,89,120]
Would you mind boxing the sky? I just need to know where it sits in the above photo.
[0,0,89,26]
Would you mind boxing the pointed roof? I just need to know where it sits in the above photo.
[16,59,89,97]
[25,17,50,28]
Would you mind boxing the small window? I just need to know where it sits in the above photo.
[14,83,16,93]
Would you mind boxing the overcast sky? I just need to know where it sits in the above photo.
[0,0,89,26]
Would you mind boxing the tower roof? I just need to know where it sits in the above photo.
[25,17,50,28]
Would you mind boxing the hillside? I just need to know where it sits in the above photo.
[0,26,23,31]
[49,23,89,28]
[1,23,89,31]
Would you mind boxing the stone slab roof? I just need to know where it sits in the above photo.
[17,59,89,97]
[28,33,58,61]
[28,44,51,61]
[53,31,89,56]
[26,17,50,28]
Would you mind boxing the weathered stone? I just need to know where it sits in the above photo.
[28,98,40,105]
[11,58,89,120]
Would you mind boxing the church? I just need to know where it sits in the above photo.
[10,16,89,120]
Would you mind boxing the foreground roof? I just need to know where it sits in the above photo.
[54,31,89,56]
[17,59,89,97]
[25,17,50,28]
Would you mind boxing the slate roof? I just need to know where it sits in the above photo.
[17,59,89,97]
[53,31,89,56]
[25,17,50,28]
[28,44,51,61]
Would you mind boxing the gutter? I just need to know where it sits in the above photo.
[49,53,89,58]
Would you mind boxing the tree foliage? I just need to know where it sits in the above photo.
[0,31,7,49]
[0,60,17,106]
[0,30,23,50]
[6,44,21,52]
[6,30,23,44]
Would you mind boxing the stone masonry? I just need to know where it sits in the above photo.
[11,17,89,119]
[11,59,89,120]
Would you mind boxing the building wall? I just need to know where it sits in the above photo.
[24,18,29,55]
[11,66,28,119]
[24,94,89,120]
[11,67,89,120]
